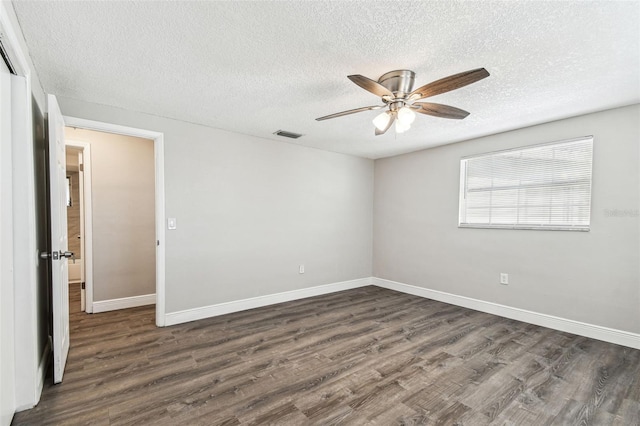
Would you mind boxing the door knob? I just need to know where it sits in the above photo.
[61,251,75,263]
[40,251,59,259]
[39,251,74,261]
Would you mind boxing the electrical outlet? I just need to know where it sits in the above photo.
[299,264,305,274]
[500,273,509,285]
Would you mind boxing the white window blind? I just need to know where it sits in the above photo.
[459,136,593,231]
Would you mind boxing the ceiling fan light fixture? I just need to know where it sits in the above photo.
[397,106,416,125]
[316,67,489,136]
[372,111,392,131]
[395,120,410,134]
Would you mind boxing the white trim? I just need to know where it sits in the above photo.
[63,117,162,140]
[92,294,156,313]
[372,277,640,350]
[0,2,30,77]
[164,276,640,349]
[78,149,85,310]
[62,116,165,325]
[154,136,165,326]
[0,40,16,426]
[165,278,372,326]
[64,140,93,312]
[10,73,36,409]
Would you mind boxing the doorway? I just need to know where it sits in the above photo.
[64,127,159,317]
[65,146,85,310]
[62,117,166,327]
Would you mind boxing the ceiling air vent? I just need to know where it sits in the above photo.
[273,130,303,139]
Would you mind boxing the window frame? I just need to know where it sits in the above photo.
[458,136,594,232]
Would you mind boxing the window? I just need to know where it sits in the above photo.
[459,136,593,231]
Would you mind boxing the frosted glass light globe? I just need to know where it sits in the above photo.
[397,107,416,125]
[372,111,392,131]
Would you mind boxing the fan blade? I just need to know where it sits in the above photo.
[348,75,394,98]
[414,102,470,119]
[375,113,396,136]
[316,105,385,121]
[408,68,489,100]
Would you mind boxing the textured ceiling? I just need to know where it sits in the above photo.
[12,1,640,159]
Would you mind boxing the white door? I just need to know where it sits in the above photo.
[48,94,70,384]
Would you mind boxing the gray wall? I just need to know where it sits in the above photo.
[59,97,374,313]
[65,128,156,302]
[374,104,640,334]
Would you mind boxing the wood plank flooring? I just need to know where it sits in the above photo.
[12,285,640,425]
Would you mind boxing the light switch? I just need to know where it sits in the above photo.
[500,273,508,285]
[168,218,177,230]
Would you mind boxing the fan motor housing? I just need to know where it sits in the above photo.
[378,70,415,97]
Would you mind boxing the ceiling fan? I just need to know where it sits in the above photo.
[316,68,490,135]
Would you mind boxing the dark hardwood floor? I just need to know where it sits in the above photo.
[13,284,640,425]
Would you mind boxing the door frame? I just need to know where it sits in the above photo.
[64,140,93,312]
[78,149,86,310]
[63,117,166,326]
[0,45,16,426]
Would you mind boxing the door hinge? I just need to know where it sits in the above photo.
[157,240,160,246]
[81,282,85,289]
[79,163,84,172]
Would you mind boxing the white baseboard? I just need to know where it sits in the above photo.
[373,277,640,350]
[92,293,156,313]
[164,277,372,326]
[161,275,639,349]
